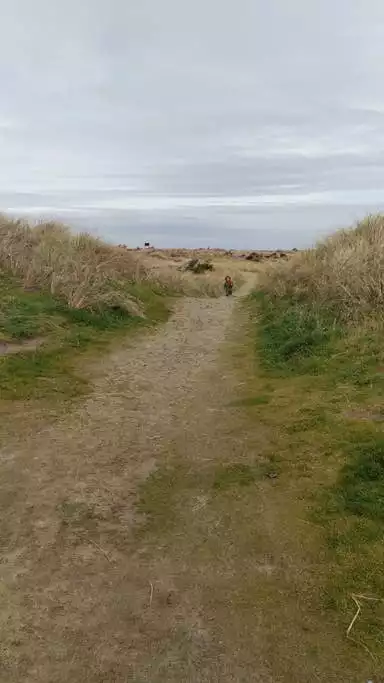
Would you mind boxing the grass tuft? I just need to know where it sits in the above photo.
[337,437,384,520]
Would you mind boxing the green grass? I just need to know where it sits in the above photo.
[336,437,384,520]
[253,291,340,374]
[249,290,384,658]
[0,273,170,401]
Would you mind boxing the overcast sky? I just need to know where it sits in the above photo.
[2,0,384,248]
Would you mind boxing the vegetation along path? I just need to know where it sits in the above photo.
[0,278,378,682]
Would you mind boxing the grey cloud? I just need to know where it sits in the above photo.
[2,0,384,246]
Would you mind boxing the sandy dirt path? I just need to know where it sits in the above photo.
[0,278,371,683]
[1,284,275,683]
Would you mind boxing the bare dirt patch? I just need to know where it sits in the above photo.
[0,338,45,356]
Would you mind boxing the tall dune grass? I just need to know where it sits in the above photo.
[0,215,229,314]
[135,247,250,297]
[0,215,146,314]
[151,269,227,297]
[259,214,384,323]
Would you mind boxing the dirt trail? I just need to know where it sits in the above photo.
[0,278,366,683]
[0,283,270,683]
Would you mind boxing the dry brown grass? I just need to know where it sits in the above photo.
[259,214,384,322]
[0,215,146,314]
[0,216,252,310]
[150,269,225,297]
[142,250,259,297]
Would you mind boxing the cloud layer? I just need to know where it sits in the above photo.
[2,0,384,246]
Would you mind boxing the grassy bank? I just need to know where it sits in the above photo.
[0,214,241,403]
[250,215,384,668]
[0,272,168,401]
[0,216,171,402]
